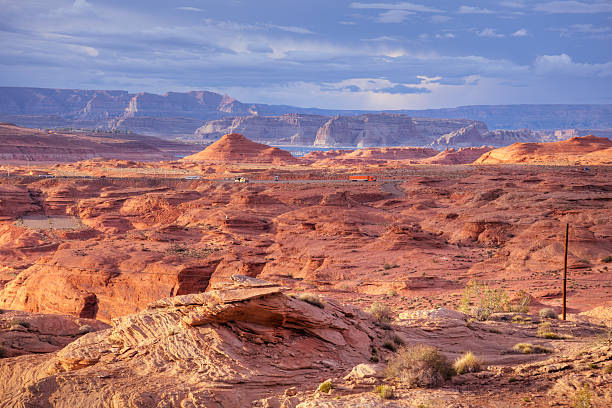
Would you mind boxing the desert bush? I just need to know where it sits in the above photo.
[602,255,612,263]
[453,351,483,374]
[573,385,592,408]
[382,340,397,352]
[373,385,394,399]
[368,302,392,327]
[539,308,557,319]
[11,319,30,329]
[299,293,325,309]
[511,290,531,313]
[604,363,612,374]
[386,344,454,388]
[511,343,552,354]
[317,379,333,393]
[459,281,509,321]
[537,322,562,339]
[0,346,6,358]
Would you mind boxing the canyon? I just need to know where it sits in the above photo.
[0,129,610,407]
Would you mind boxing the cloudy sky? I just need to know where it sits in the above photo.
[1,1,611,109]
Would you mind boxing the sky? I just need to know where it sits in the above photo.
[1,1,611,109]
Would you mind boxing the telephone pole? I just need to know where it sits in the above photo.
[562,223,569,321]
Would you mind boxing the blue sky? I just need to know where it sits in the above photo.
[1,1,611,109]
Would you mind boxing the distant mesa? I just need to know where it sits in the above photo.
[182,133,298,164]
[474,135,612,165]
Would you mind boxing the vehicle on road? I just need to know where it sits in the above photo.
[184,175,200,180]
[349,175,376,182]
[234,177,249,183]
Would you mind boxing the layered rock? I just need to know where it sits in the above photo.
[0,276,384,407]
[421,146,494,164]
[435,124,537,148]
[183,133,298,164]
[474,135,612,164]
[194,113,329,144]
[314,114,426,147]
[0,123,200,162]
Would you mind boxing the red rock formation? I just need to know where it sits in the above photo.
[474,135,612,165]
[182,133,298,164]
[421,146,494,164]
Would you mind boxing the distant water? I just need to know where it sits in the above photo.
[273,146,356,157]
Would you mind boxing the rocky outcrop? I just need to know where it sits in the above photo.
[0,310,108,358]
[183,133,298,164]
[421,146,494,164]
[435,124,537,147]
[413,118,488,143]
[474,135,612,164]
[0,276,384,407]
[314,114,426,147]
[194,114,329,145]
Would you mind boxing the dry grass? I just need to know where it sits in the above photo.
[299,293,325,309]
[386,344,454,388]
[373,385,394,399]
[511,343,552,354]
[537,322,562,339]
[539,308,558,319]
[368,302,392,327]
[453,351,483,374]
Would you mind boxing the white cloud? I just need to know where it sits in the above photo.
[435,33,455,39]
[534,1,612,14]
[431,15,451,23]
[534,53,612,77]
[512,28,528,37]
[350,2,442,12]
[264,24,314,35]
[176,7,203,12]
[68,44,99,57]
[478,28,505,38]
[499,1,527,8]
[458,6,494,14]
[376,9,414,22]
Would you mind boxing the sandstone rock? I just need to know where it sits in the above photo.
[398,307,467,321]
[183,133,298,164]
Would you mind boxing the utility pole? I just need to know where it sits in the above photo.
[562,223,569,321]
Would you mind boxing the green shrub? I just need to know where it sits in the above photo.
[537,322,562,339]
[386,344,454,388]
[299,293,325,309]
[368,302,392,327]
[573,385,592,408]
[317,379,333,394]
[453,351,483,374]
[459,281,509,321]
[604,363,612,374]
[511,343,552,354]
[373,385,394,399]
[539,308,557,319]
[382,340,397,352]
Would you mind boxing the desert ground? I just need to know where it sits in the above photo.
[0,128,610,407]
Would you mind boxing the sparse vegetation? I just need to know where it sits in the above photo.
[511,343,552,354]
[459,281,509,321]
[0,346,6,358]
[299,293,325,309]
[539,308,558,319]
[383,263,399,270]
[368,302,392,327]
[601,255,612,263]
[604,363,612,374]
[12,319,30,329]
[373,384,394,399]
[537,322,562,339]
[573,385,592,408]
[511,290,531,313]
[317,379,333,394]
[386,344,454,388]
[382,340,397,351]
[453,351,483,374]
[166,244,218,258]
